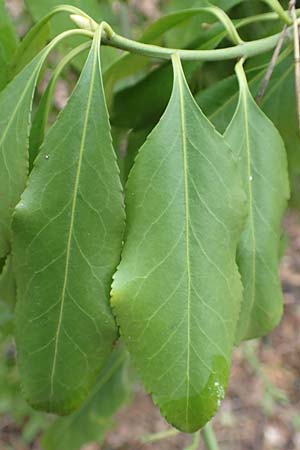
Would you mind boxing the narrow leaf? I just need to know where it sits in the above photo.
[41,349,129,450]
[13,27,124,414]
[111,54,246,432]
[224,60,289,342]
[0,50,49,258]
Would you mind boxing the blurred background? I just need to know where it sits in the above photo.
[1,0,300,449]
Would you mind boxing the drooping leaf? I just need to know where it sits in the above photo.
[0,0,18,90]
[0,49,50,258]
[224,60,289,343]
[111,54,246,432]
[12,27,124,414]
[41,349,129,450]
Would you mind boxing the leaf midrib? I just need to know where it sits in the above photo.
[49,45,98,401]
[241,91,256,334]
[176,61,191,428]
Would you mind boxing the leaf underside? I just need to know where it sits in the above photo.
[112,54,246,432]
[13,28,124,414]
[225,61,289,342]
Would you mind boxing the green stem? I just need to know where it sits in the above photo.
[140,428,180,444]
[262,0,292,24]
[201,423,219,450]
[102,19,299,61]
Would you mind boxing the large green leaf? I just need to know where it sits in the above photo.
[0,0,18,90]
[224,61,289,342]
[12,27,124,414]
[0,49,50,258]
[41,349,129,450]
[111,54,246,432]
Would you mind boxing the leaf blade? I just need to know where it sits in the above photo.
[0,50,49,258]
[13,28,124,414]
[224,60,289,342]
[112,55,246,432]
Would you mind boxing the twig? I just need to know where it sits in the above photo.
[290,0,300,133]
[256,24,288,103]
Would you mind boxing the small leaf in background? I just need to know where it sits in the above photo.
[13,28,124,414]
[10,19,50,78]
[0,0,18,90]
[163,0,243,48]
[225,60,289,343]
[41,349,130,450]
[0,50,49,259]
[112,54,246,432]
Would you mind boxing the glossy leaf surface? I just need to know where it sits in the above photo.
[225,61,289,342]
[13,28,124,414]
[0,51,47,258]
[41,349,129,450]
[112,55,246,432]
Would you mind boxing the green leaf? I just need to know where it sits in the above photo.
[0,255,16,308]
[0,0,18,89]
[111,54,246,432]
[10,20,50,78]
[0,50,49,258]
[224,60,289,342]
[165,0,242,12]
[12,28,124,414]
[163,0,243,48]
[41,349,129,450]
